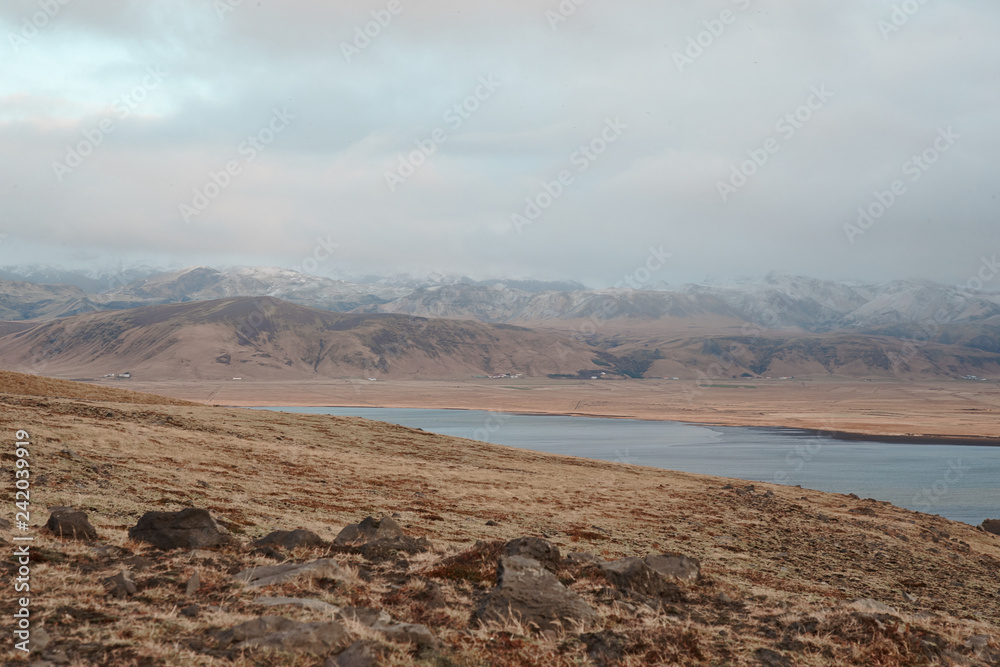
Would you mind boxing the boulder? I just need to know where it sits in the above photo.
[502,537,561,573]
[334,516,430,557]
[220,616,351,655]
[234,558,351,589]
[476,556,598,633]
[47,507,98,540]
[128,508,233,550]
[599,557,683,600]
[253,529,324,550]
[643,553,700,582]
[185,572,201,595]
[372,620,439,649]
[982,519,1000,536]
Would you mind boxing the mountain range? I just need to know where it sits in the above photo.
[1,265,999,380]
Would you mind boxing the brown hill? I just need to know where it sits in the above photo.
[0,297,599,381]
[1,371,998,665]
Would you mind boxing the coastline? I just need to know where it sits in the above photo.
[248,402,1000,447]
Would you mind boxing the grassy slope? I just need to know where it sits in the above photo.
[1,372,998,665]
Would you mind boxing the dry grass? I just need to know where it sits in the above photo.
[1,371,998,665]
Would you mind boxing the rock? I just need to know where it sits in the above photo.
[185,571,200,595]
[234,558,352,589]
[982,519,1000,536]
[372,620,440,649]
[59,448,87,462]
[502,537,561,573]
[255,596,341,614]
[581,630,626,665]
[764,490,775,498]
[717,592,735,604]
[31,626,51,652]
[485,520,500,526]
[220,616,351,655]
[180,604,200,618]
[754,647,792,666]
[0,517,11,530]
[102,570,137,599]
[599,557,684,600]
[251,545,286,561]
[128,508,233,550]
[334,516,430,557]
[644,553,700,582]
[338,607,393,627]
[849,507,876,517]
[253,528,324,551]
[565,552,598,566]
[965,634,991,651]
[851,598,898,615]
[46,507,98,540]
[329,640,385,667]
[476,556,598,633]
[123,555,155,571]
[722,484,734,490]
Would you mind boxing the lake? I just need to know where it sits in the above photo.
[259,407,999,526]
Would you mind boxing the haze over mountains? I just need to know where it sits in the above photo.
[1,265,999,380]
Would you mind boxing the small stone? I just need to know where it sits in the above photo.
[185,571,201,595]
[644,553,700,582]
[123,555,155,571]
[717,592,734,604]
[764,490,775,498]
[0,517,11,530]
[103,570,137,599]
[180,604,200,618]
[329,640,385,667]
[196,480,211,488]
[486,520,499,526]
[754,647,792,666]
[565,551,598,566]
[31,626,51,652]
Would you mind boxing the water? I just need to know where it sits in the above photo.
[258,406,1000,525]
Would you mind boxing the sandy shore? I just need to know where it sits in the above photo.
[108,376,1000,443]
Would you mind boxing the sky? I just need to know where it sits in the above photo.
[1,0,998,289]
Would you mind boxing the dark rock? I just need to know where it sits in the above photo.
[220,615,351,655]
[581,630,626,665]
[102,570,137,599]
[46,507,98,540]
[253,528,324,551]
[764,490,775,498]
[485,520,500,526]
[334,516,430,557]
[982,519,1000,536]
[722,484,734,489]
[250,545,286,561]
[181,604,200,618]
[330,640,386,667]
[476,556,598,633]
[566,552,598,566]
[0,517,11,530]
[599,557,684,601]
[754,647,792,666]
[644,553,700,582]
[128,508,234,550]
[502,536,561,573]
[849,507,876,517]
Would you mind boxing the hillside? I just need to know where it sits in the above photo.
[0,297,600,381]
[1,371,998,665]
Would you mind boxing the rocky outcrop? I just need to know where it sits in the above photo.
[476,556,598,632]
[47,507,98,540]
[128,508,234,550]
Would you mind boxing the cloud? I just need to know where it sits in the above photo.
[0,0,998,286]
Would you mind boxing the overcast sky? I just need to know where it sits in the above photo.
[1,0,997,288]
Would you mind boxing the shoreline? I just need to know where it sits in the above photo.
[243,402,1000,447]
